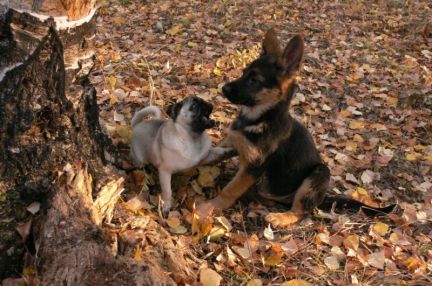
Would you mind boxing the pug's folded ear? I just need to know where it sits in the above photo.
[166,102,182,121]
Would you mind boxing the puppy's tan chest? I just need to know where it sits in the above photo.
[227,129,262,164]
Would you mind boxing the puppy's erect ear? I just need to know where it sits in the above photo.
[166,102,182,121]
[281,35,304,76]
[262,28,282,58]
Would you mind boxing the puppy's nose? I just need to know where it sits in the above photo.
[222,84,231,95]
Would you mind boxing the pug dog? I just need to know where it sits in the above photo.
[130,96,234,215]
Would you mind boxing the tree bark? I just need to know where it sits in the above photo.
[0,2,200,284]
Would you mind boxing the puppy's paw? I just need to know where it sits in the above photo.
[265,211,302,228]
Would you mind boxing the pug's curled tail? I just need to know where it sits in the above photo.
[131,106,162,127]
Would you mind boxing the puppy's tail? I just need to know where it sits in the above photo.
[131,106,162,127]
[318,194,396,217]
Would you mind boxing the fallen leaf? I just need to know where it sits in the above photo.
[247,279,263,286]
[281,279,313,286]
[360,170,375,185]
[368,251,385,269]
[200,268,222,286]
[134,245,142,261]
[197,166,220,187]
[232,246,252,259]
[166,216,181,228]
[263,224,274,240]
[372,222,389,236]
[26,202,40,215]
[349,120,365,129]
[264,252,282,266]
[281,239,298,255]
[166,24,182,36]
[15,219,32,241]
[324,255,340,270]
[316,232,330,245]
[215,216,232,232]
[343,235,359,253]
[345,173,359,184]
[208,226,226,241]
[170,225,188,234]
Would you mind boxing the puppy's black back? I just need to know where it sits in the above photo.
[265,119,322,196]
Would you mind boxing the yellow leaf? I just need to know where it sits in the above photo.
[343,235,359,251]
[191,206,213,243]
[215,216,232,231]
[115,125,132,144]
[112,53,122,62]
[387,96,398,106]
[315,232,330,244]
[264,253,282,266]
[403,256,426,272]
[349,120,365,130]
[200,268,222,286]
[423,155,432,164]
[406,152,421,161]
[371,123,387,131]
[166,24,182,36]
[197,166,220,187]
[281,279,313,286]
[134,245,142,261]
[187,41,198,48]
[108,76,117,90]
[345,141,358,152]
[208,226,226,241]
[339,110,352,117]
[113,16,123,26]
[413,144,427,151]
[373,222,389,236]
[213,68,222,76]
[353,134,364,142]
[210,88,219,94]
[354,187,369,196]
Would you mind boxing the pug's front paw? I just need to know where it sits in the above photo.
[161,200,171,218]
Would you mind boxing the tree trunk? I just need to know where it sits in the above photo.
[0,2,200,284]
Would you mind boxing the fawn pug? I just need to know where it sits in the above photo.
[130,96,234,215]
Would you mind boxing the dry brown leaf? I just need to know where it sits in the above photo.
[247,279,263,286]
[324,255,340,270]
[200,268,222,286]
[281,279,313,286]
[15,219,32,241]
[368,251,385,269]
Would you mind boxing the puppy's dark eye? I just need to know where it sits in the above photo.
[248,76,259,85]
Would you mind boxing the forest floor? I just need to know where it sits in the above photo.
[0,0,426,286]
[88,0,432,285]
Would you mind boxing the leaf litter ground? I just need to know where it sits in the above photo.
[90,0,432,285]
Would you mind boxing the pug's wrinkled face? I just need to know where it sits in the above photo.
[167,96,215,133]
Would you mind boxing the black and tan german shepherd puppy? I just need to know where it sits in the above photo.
[201,29,395,227]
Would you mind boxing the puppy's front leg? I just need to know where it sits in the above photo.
[206,167,257,210]
[199,147,238,166]
[158,168,173,216]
